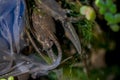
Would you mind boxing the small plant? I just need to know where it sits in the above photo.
[80,5,96,21]
[95,0,120,32]
[0,76,14,80]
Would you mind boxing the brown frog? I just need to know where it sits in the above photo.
[26,0,81,57]
[25,0,82,77]
[34,0,82,55]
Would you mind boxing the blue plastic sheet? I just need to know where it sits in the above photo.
[0,0,26,76]
[0,0,25,53]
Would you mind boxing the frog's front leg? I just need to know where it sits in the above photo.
[62,21,82,55]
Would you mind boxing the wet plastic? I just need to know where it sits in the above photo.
[0,0,25,52]
[0,0,25,76]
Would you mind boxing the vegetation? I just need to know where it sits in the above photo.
[47,0,120,80]
[95,0,120,32]
[0,76,14,80]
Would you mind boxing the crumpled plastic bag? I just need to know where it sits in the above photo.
[0,0,25,76]
[0,0,25,52]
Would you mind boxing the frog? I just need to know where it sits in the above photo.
[34,0,82,55]
[24,0,82,77]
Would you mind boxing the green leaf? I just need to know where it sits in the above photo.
[110,24,120,32]
[106,0,113,7]
[0,79,6,80]
[104,13,114,24]
[95,0,105,7]
[8,76,14,80]
[109,4,117,14]
[114,14,120,23]
[99,7,106,15]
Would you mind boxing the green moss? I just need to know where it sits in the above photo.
[61,1,81,17]
[74,19,93,44]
